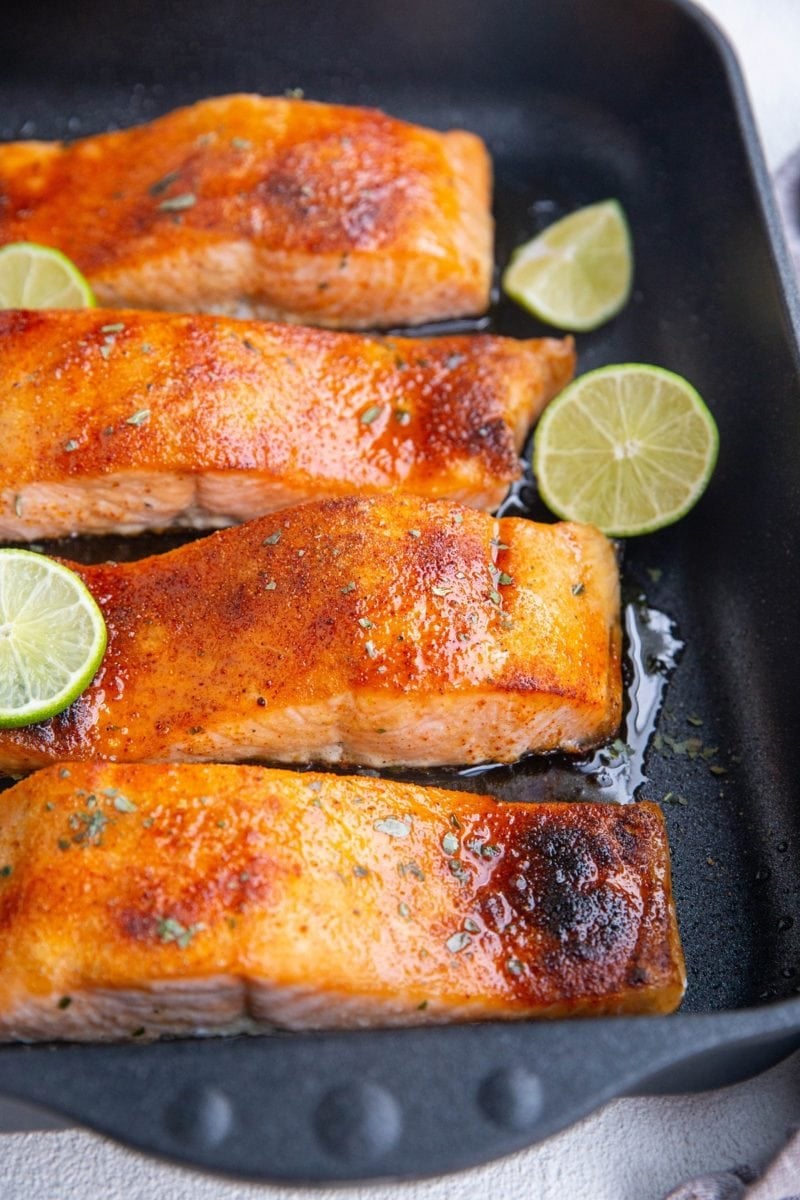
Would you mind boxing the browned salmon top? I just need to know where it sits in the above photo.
[0,95,493,326]
[0,309,574,538]
[0,496,621,772]
[0,763,685,1039]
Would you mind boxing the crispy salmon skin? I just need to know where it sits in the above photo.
[0,309,574,539]
[0,763,685,1040]
[0,94,492,327]
[0,496,621,772]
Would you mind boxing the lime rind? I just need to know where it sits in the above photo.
[533,364,719,537]
[0,242,96,310]
[0,549,107,728]
[502,200,633,332]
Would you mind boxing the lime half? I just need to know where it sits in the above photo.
[0,550,107,728]
[503,200,633,331]
[0,242,96,309]
[533,364,719,537]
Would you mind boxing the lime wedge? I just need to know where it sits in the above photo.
[0,242,96,309]
[0,549,107,728]
[533,364,719,537]
[502,200,633,331]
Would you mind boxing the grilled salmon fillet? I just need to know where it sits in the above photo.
[0,496,621,773]
[0,763,685,1039]
[0,309,574,540]
[0,94,492,327]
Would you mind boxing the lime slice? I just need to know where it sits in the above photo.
[533,364,719,537]
[0,549,107,728]
[502,200,633,331]
[0,242,95,309]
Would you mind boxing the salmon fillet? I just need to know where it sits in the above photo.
[0,763,685,1040]
[0,309,574,540]
[0,496,621,773]
[0,94,492,327]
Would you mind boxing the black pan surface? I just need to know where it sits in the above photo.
[0,0,799,1182]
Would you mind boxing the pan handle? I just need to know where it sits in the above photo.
[0,1001,798,1183]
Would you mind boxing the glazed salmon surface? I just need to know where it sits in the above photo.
[0,309,575,540]
[0,94,492,327]
[0,763,685,1039]
[0,496,621,772]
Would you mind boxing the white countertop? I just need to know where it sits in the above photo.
[2,2,799,1197]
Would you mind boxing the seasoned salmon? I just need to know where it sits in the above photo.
[0,309,574,540]
[0,496,621,773]
[0,94,492,327]
[0,763,685,1040]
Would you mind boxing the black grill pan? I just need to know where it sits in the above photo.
[1,0,800,1182]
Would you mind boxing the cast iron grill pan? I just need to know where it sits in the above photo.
[0,0,799,1181]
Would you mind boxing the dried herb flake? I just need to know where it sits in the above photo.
[149,170,181,196]
[373,817,411,838]
[113,795,137,814]
[158,192,197,212]
[157,917,202,949]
